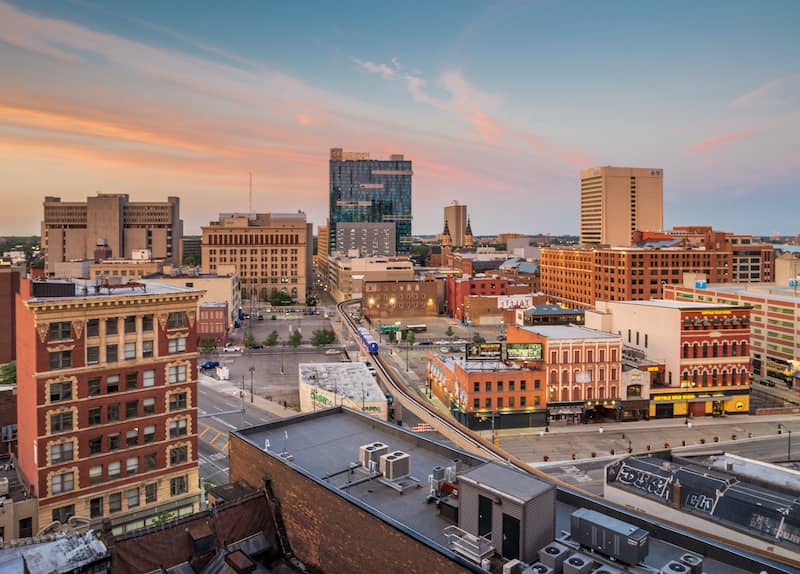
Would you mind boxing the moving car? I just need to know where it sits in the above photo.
[223,344,242,353]
[200,360,220,370]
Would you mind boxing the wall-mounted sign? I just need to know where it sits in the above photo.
[466,342,503,360]
[506,342,543,361]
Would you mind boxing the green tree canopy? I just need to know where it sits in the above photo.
[288,330,303,348]
[264,331,279,347]
[445,326,454,338]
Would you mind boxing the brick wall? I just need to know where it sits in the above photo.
[229,434,477,574]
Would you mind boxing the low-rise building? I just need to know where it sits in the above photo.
[514,304,585,327]
[446,274,533,321]
[362,279,442,320]
[329,256,414,303]
[89,258,165,280]
[463,294,533,326]
[0,263,20,364]
[298,363,388,420]
[586,299,751,418]
[197,302,229,348]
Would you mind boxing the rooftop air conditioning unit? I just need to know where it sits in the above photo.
[523,563,553,574]
[678,553,703,574]
[563,553,593,574]
[502,559,525,574]
[538,541,569,571]
[359,442,388,470]
[380,450,411,480]
[660,562,689,574]
[592,566,622,574]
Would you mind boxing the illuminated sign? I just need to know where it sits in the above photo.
[506,342,543,361]
[647,366,660,372]
[699,310,732,316]
[466,342,503,360]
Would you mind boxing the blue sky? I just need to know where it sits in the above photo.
[0,0,798,236]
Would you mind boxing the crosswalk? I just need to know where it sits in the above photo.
[198,421,229,453]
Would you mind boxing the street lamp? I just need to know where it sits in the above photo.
[249,366,255,403]
[778,424,793,462]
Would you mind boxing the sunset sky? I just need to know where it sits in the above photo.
[0,0,798,236]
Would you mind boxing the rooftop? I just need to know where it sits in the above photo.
[521,325,619,340]
[609,299,740,310]
[432,356,524,372]
[459,462,553,503]
[298,363,386,403]
[523,304,584,316]
[681,282,800,304]
[25,279,203,304]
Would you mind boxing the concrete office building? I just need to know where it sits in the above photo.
[443,201,470,248]
[41,194,182,274]
[580,166,663,246]
[334,222,396,257]
[15,279,203,533]
[329,148,412,253]
[298,363,388,419]
[201,212,312,304]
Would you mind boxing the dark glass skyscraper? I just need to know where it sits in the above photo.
[328,148,412,254]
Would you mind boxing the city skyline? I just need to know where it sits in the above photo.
[1,1,799,236]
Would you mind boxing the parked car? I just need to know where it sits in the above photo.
[440,347,449,353]
[200,360,220,370]
[324,348,340,355]
[498,335,507,341]
[223,344,242,353]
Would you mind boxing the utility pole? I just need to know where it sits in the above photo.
[240,376,245,427]
[249,366,255,403]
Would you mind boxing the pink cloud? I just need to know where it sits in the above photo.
[686,129,758,153]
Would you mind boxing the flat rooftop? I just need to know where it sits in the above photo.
[611,299,740,310]
[25,279,202,303]
[521,325,618,340]
[298,363,386,403]
[433,357,524,373]
[685,282,800,304]
[523,304,584,316]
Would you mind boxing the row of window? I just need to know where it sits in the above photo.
[49,313,186,343]
[51,475,188,523]
[48,339,187,371]
[471,395,540,410]
[550,349,618,364]
[681,369,748,387]
[549,368,618,384]
[471,380,541,393]
[50,403,189,437]
[49,366,187,405]
[682,341,748,358]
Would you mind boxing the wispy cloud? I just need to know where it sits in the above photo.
[352,57,398,79]
[686,129,758,154]
[729,74,800,110]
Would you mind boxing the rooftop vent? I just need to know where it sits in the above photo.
[359,442,389,470]
[660,562,689,574]
[523,563,553,574]
[678,553,703,574]
[380,451,410,481]
[563,553,593,574]
[538,541,569,570]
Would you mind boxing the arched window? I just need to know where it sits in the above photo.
[561,387,570,401]
[731,342,738,356]
[712,369,719,386]
[683,343,689,359]
[572,386,581,400]
[721,370,728,386]
[702,343,708,358]
[586,387,594,399]
[550,370,557,384]
[702,371,708,387]
[599,386,605,398]
[712,342,718,358]
[610,385,617,397]
[692,370,699,386]
[693,343,699,358]
[722,341,728,356]
[561,370,569,385]
[741,341,747,356]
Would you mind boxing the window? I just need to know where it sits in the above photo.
[508,380,515,391]
[731,342,738,356]
[105,318,118,335]
[600,349,606,362]
[611,349,617,362]
[167,312,187,329]
[168,338,187,354]
[51,505,75,524]
[169,419,188,438]
[127,487,140,508]
[87,377,102,398]
[473,382,480,393]
[142,315,154,331]
[126,429,138,447]
[107,375,120,393]
[89,496,104,518]
[108,433,121,451]
[125,400,138,419]
[473,398,479,409]
[87,319,100,337]
[636,332,640,345]
[484,398,491,408]
[49,322,72,341]
[143,370,156,387]
[170,446,188,465]
[170,475,188,496]
[702,343,708,358]
[89,436,102,454]
[126,372,138,390]
[109,493,122,513]
[88,408,102,426]
[49,351,72,370]
[484,381,492,392]
[108,461,121,480]
[144,425,156,443]
[497,397,504,409]
[496,381,504,392]
[587,350,593,363]
[562,351,568,363]
[124,316,137,333]
[108,403,120,422]
[142,340,154,358]
[89,465,103,485]
[683,343,689,359]
[87,346,100,365]
[50,441,73,463]
[51,471,74,494]
[573,350,581,363]
[508,396,515,408]
[126,457,139,475]
[144,452,157,470]
[534,379,541,389]
[644,334,648,348]
[520,396,526,407]
[168,365,187,384]
[124,342,136,360]
[145,482,158,503]
[49,382,72,403]
[143,397,156,415]
[169,393,187,411]
[50,411,73,433]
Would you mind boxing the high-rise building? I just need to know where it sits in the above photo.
[41,194,183,274]
[200,212,312,303]
[15,279,203,533]
[329,148,412,254]
[334,222,396,257]
[0,263,20,364]
[580,167,663,246]
[443,201,468,247]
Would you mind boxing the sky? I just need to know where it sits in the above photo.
[0,0,798,237]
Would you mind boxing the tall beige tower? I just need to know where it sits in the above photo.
[443,201,468,248]
[580,167,663,246]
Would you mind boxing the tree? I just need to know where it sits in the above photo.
[405,330,416,347]
[199,337,216,354]
[445,326,454,338]
[243,333,256,349]
[151,510,176,526]
[0,363,15,386]
[311,329,336,347]
[306,295,317,306]
[472,331,485,344]
[288,330,303,348]
[264,330,279,347]
[182,255,199,267]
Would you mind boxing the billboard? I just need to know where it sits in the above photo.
[506,342,543,361]
[466,342,503,360]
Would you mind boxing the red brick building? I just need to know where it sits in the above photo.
[197,302,228,347]
[0,264,20,364]
[446,274,532,321]
[15,278,203,532]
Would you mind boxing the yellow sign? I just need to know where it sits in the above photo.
[700,310,732,316]
[653,393,697,401]
[647,367,660,372]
